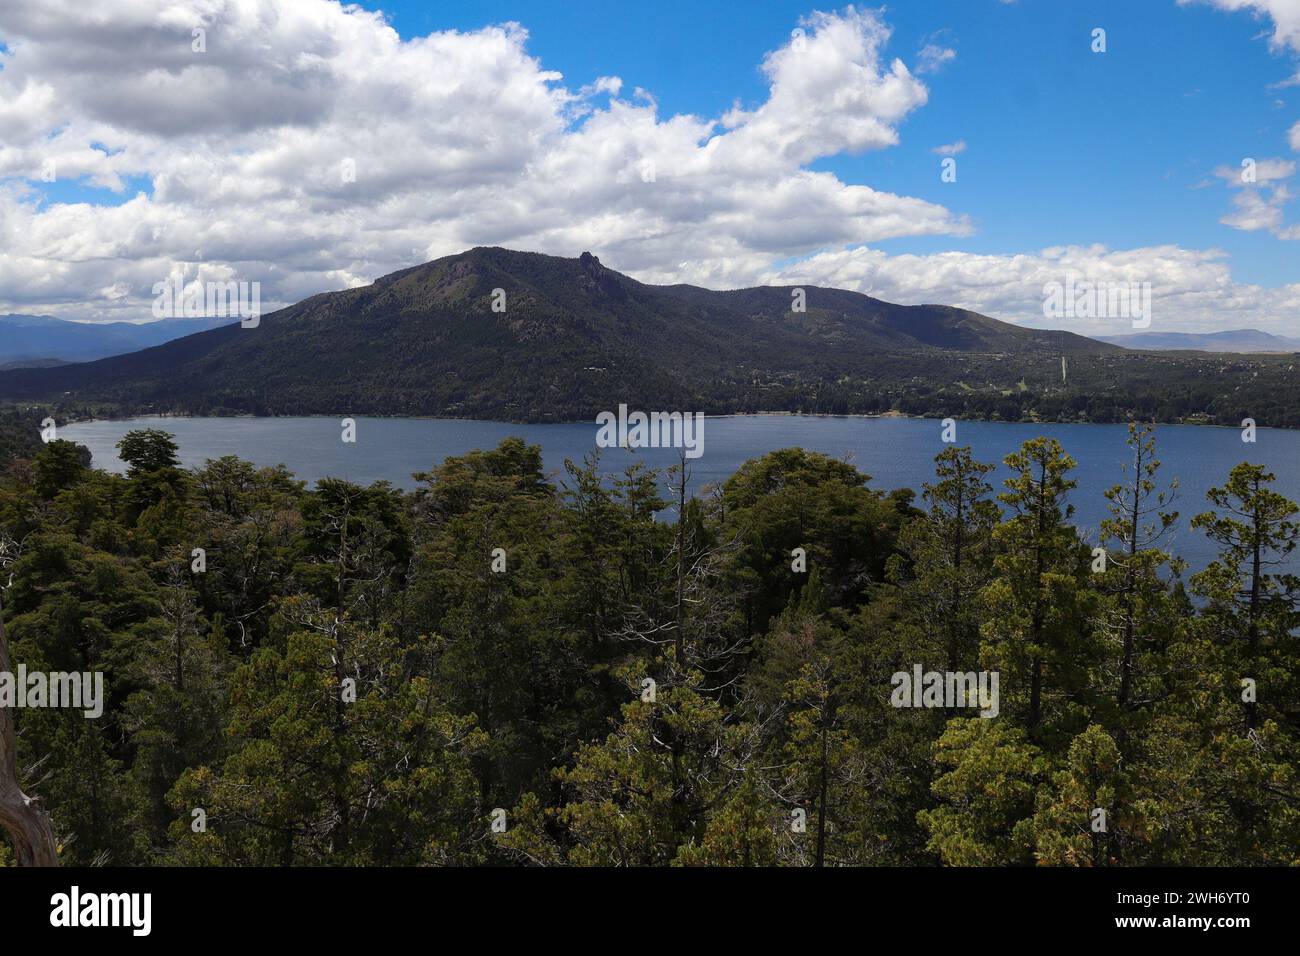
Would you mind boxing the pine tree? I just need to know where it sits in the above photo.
[980,438,1096,742]
[888,445,999,672]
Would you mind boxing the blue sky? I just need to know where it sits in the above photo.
[356,0,1300,286]
[0,0,1296,332]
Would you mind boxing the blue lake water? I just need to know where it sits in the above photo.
[62,415,1300,574]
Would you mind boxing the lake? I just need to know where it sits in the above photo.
[62,414,1300,574]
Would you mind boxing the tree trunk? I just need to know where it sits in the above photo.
[1246,483,1262,730]
[1118,439,1142,709]
[674,457,686,667]
[0,595,60,866]
[1028,458,1047,732]
[814,702,829,868]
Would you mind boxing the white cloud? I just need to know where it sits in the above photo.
[1209,157,1300,237]
[915,43,956,75]
[717,8,931,167]
[1222,184,1291,232]
[763,243,1300,336]
[932,140,967,156]
[0,1,972,319]
[1179,0,1300,54]
[0,0,1293,338]
[1214,157,1297,182]
[1181,2,1300,242]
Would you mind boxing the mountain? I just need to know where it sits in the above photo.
[0,358,72,371]
[1094,329,1300,353]
[7,247,1298,428]
[0,248,1120,420]
[0,313,235,364]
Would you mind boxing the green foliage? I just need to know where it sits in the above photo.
[0,424,1297,867]
[0,405,45,466]
[33,439,90,499]
[919,718,1043,866]
[722,448,901,636]
[116,429,181,475]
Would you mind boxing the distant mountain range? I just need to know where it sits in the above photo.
[1094,329,1300,353]
[0,313,234,365]
[1,248,1297,427]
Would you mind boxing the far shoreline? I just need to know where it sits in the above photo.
[55,408,1270,433]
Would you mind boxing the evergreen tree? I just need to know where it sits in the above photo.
[888,445,998,672]
[980,438,1097,743]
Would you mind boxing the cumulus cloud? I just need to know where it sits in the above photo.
[931,140,967,156]
[1179,2,1300,247]
[1210,157,1300,237]
[763,243,1300,337]
[0,0,1294,336]
[0,0,974,319]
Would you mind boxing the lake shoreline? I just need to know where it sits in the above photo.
[57,408,1264,433]
[62,414,1300,576]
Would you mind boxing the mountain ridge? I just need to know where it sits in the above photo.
[1094,329,1300,353]
[4,247,1299,427]
[0,312,236,364]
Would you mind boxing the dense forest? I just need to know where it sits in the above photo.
[0,409,1297,866]
[14,349,1300,429]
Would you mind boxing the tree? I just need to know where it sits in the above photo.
[555,452,670,737]
[721,448,902,639]
[777,654,866,866]
[0,532,60,866]
[1097,422,1180,716]
[1192,463,1299,673]
[170,598,485,865]
[1184,464,1300,856]
[189,457,304,650]
[2,531,159,863]
[116,430,181,476]
[122,558,228,849]
[919,718,1043,866]
[33,440,90,500]
[116,429,187,523]
[888,446,999,672]
[1030,725,1131,866]
[407,439,579,808]
[980,438,1095,741]
[548,664,766,866]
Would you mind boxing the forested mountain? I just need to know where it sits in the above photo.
[0,247,1110,418]
[2,248,1296,427]
[5,248,1294,429]
[1,422,1296,866]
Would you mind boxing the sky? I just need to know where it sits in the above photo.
[0,0,1298,336]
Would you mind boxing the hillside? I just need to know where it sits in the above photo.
[1,248,1297,426]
